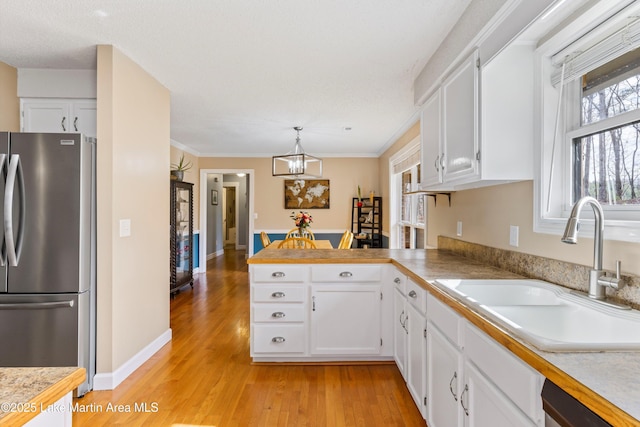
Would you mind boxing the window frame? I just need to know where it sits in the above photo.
[534,0,640,242]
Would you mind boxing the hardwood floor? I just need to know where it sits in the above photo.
[73,249,425,426]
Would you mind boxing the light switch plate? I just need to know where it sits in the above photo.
[456,221,463,237]
[509,225,519,247]
[120,219,131,237]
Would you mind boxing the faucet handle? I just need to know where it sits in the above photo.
[615,260,622,280]
[599,260,622,290]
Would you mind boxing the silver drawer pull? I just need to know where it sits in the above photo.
[339,271,353,278]
[394,277,401,284]
[408,290,417,298]
[271,336,286,343]
[271,312,286,318]
[271,271,286,278]
[271,291,286,298]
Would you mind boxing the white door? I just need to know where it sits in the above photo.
[420,89,443,187]
[393,288,408,379]
[22,100,69,133]
[442,50,479,183]
[406,302,427,418]
[427,323,463,427]
[310,285,381,355]
[462,362,537,427]
[71,100,97,137]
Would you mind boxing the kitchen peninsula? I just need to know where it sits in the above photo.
[0,367,85,426]
[248,246,640,426]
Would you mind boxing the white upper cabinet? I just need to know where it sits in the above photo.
[420,42,534,191]
[442,50,479,184]
[21,98,97,138]
[420,89,443,187]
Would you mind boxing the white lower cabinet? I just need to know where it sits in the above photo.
[249,263,392,361]
[393,285,408,380]
[427,323,463,427]
[406,280,427,419]
[424,292,544,427]
[310,284,381,355]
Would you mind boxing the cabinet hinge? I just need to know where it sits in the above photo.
[423,328,427,338]
[476,58,480,68]
[476,150,481,161]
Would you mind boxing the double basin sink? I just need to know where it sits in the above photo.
[434,279,640,352]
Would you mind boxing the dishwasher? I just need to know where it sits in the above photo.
[542,379,612,426]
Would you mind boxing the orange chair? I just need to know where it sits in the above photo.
[285,228,315,240]
[338,230,354,249]
[277,237,317,249]
[260,231,271,248]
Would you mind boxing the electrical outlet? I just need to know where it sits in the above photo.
[456,221,463,237]
[509,225,519,247]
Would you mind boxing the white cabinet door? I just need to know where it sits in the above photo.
[406,301,427,418]
[441,50,479,183]
[420,89,443,187]
[22,100,69,133]
[393,287,408,379]
[427,324,463,427]
[71,100,97,137]
[310,285,381,355]
[462,362,538,427]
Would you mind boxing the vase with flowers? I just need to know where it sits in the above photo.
[290,211,313,239]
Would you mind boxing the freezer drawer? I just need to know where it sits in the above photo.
[0,293,89,392]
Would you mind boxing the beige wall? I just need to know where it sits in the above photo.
[378,121,420,233]
[0,62,19,131]
[96,45,171,373]
[198,156,379,231]
[428,180,640,277]
[170,146,200,227]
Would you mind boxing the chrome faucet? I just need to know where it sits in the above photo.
[561,196,621,300]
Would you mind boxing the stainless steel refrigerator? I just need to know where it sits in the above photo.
[0,132,96,396]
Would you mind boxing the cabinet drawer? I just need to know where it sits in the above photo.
[427,292,462,347]
[252,285,306,303]
[464,322,544,423]
[311,265,382,283]
[253,304,306,323]
[406,279,426,314]
[251,265,308,282]
[252,324,306,354]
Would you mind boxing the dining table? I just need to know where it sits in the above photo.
[267,240,334,249]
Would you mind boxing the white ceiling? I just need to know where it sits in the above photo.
[0,0,471,157]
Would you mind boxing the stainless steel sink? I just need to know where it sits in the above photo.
[434,279,640,352]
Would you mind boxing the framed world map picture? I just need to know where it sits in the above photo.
[284,179,330,209]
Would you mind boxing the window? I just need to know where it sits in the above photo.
[535,1,640,242]
[389,137,425,248]
[572,48,640,206]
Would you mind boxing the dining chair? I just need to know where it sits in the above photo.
[260,231,271,248]
[277,237,317,249]
[285,228,315,240]
[338,230,354,249]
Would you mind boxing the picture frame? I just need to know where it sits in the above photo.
[211,190,218,205]
[284,179,330,209]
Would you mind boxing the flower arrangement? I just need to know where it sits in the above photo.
[291,211,313,229]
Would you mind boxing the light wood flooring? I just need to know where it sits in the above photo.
[73,249,425,426]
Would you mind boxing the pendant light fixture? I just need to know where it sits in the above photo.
[272,126,323,178]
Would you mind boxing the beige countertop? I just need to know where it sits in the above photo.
[0,367,85,426]
[248,248,640,426]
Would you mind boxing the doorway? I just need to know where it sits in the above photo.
[199,169,255,269]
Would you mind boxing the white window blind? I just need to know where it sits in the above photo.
[392,150,420,174]
[551,14,640,86]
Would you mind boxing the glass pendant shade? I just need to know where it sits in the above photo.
[272,127,323,178]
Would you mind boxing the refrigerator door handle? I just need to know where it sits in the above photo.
[4,154,25,267]
[0,300,74,310]
[0,152,6,267]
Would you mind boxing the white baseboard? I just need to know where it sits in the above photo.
[207,249,225,260]
[93,328,172,391]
